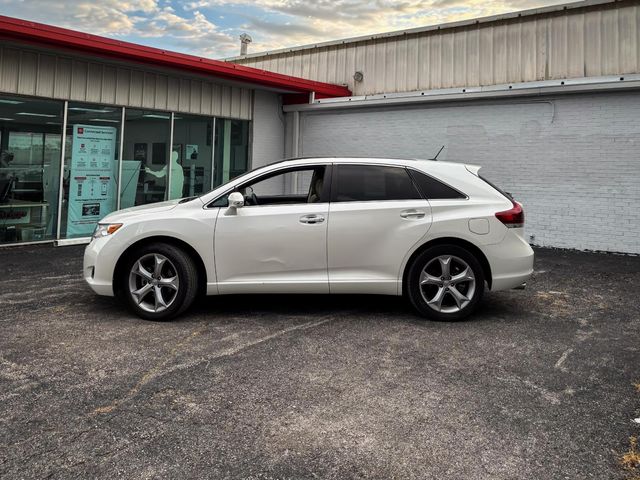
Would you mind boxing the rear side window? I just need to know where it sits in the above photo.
[332,165,421,202]
[408,169,466,200]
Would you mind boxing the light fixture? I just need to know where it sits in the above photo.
[0,117,14,121]
[353,71,364,82]
[142,113,171,119]
[0,99,24,105]
[69,107,114,113]
[46,121,61,125]
[16,112,57,118]
[88,118,120,123]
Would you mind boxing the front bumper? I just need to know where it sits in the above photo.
[83,237,115,296]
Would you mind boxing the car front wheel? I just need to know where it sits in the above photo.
[406,244,485,321]
[119,243,198,321]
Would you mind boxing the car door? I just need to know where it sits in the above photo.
[214,164,331,294]
[327,163,432,294]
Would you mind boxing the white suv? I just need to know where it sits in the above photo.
[84,158,534,321]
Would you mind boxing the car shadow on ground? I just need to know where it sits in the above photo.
[184,290,521,325]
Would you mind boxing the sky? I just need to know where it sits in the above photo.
[0,0,572,59]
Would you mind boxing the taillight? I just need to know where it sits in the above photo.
[495,201,524,228]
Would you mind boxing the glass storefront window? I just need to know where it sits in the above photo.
[0,95,252,245]
[213,119,250,188]
[0,95,62,244]
[171,114,214,199]
[121,109,172,208]
[61,104,122,239]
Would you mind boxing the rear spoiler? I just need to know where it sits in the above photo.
[465,164,481,176]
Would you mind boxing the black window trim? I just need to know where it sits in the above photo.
[205,163,332,208]
[406,167,469,201]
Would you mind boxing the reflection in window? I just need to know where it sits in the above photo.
[61,104,122,238]
[120,110,171,208]
[213,119,250,188]
[0,95,62,244]
[172,114,214,199]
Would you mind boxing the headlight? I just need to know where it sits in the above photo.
[92,223,123,239]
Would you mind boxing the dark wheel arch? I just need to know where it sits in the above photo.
[402,237,492,294]
[113,236,208,299]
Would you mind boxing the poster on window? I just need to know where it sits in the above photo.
[186,144,198,161]
[66,125,117,237]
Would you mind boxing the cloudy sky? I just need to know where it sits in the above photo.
[1,0,570,59]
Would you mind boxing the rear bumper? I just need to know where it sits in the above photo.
[481,230,534,291]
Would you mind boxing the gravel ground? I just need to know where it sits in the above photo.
[0,244,639,479]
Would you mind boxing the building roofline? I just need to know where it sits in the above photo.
[224,0,615,61]
[0,15,351,99]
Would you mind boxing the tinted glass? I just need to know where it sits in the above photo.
[120,109,171,208]
[408,169,466,199]
[213,119,250,188]
[172,114,214,199]
[333,165,421,202]
[0,95,63,244]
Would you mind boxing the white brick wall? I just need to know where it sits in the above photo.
[295,91,640,254]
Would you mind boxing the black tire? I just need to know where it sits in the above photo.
[117,242,199,321]
[406,244,485,321]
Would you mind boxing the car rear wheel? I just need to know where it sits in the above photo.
[406,244,485,321]
[119,243,198,321]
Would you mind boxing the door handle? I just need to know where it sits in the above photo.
[400,209,426,219]
[299,214,325,224]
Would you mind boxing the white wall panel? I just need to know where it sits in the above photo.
[36,53,56,98]
[18,51,37,96]
[0,44,252,119]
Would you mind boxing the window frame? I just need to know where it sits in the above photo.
[329,163,423,203]
[207,163,333,208]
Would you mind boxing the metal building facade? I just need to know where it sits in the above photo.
[0,44,253,120]
[229,0,640,97]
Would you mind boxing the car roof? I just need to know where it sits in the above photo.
[277,156,467,169]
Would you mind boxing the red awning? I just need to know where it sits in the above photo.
[0,15,351,100]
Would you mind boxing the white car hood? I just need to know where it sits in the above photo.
[101,199,183,223]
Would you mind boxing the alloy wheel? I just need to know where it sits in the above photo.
[419,255,476,313]
[128,253,180,313]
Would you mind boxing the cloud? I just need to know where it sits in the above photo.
[0,0,237,56]
[211,0,571,54]
[0,0,573,58]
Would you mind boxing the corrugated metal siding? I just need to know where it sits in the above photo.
[233,2,640,96]
[0,45,252,119]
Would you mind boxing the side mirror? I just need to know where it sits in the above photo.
[228,191,244,208]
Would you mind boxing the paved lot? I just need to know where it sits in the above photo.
[0,245,639,479]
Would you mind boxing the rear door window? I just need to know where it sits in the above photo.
[332,165,421,202]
